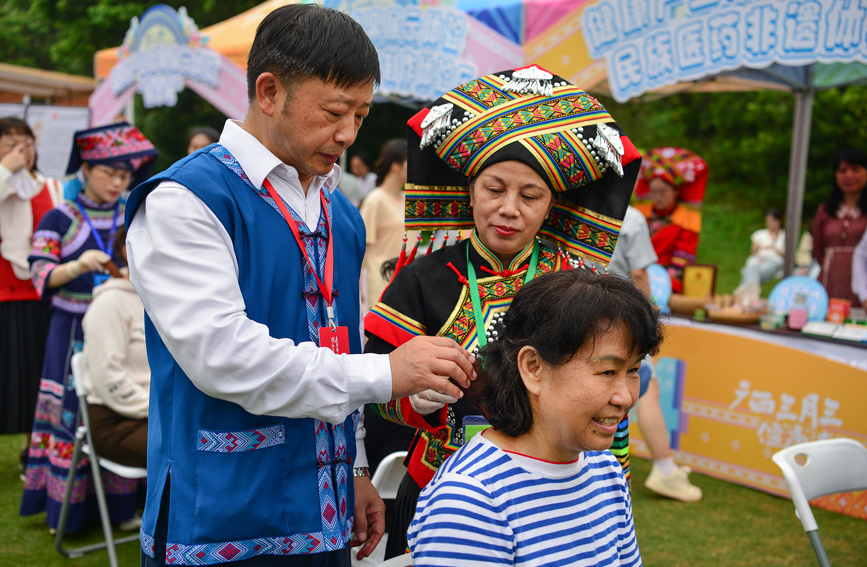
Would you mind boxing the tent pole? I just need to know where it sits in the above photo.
[783,82,815,276]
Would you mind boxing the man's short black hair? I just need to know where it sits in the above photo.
[246,5,381,101]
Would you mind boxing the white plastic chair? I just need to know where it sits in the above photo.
[375,552,412,567]
[371,451,408,500]
[772,438,867,566]
[55,352,147,567]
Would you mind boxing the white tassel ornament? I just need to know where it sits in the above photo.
[591,123,625,178]
[503,66,554,97]
[420,103,454,149]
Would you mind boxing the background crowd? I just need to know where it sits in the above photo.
[2,107,866,539]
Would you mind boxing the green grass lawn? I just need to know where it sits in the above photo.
[0,434,141,567]
[629,457,867,566]
[696,194,765,295]
[2,433,865,566]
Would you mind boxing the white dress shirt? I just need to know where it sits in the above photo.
[608,206,658,278]
[126,120,392,465]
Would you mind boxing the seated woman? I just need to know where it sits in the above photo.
[81,224,149,468]
[634,147,708,293]
[738,208,785,288]
[364,65,641,558]
[408,269,663,566]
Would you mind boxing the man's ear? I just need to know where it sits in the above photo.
[517,345,545,397]
[255,73,282,118]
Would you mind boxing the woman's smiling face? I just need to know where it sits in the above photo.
[521,322,642,462]
[470,160,554,265]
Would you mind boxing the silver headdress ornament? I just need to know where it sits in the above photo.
[419,103,454,149]
[502,66,554,97]
[592,123,625,178]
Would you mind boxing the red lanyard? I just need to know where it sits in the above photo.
[262,179,336,327]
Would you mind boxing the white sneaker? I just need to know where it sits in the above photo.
[119,512,142,532]
[645,463,703,502]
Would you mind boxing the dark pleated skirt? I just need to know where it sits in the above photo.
[0,300,51,434]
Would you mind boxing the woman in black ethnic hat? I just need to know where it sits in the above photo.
[361,65,642,557]
[20,122,157,534]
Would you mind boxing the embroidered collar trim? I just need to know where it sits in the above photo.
[75,191,117,210]
[469,229,535,273]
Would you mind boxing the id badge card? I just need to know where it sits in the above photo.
[319,326,350,354]
[463,415,491,444]
[93,273,110,287]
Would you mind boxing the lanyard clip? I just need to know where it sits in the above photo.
[327,305,337,329]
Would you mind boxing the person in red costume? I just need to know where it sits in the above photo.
[634,147,708,293]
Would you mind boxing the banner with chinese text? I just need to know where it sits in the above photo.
[580,0,867,101]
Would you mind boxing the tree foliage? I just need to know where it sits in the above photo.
[0,0,261,76]
[603,86,867,224]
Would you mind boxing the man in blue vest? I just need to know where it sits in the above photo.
[125,6,475,566]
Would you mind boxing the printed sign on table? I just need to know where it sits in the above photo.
[631,323,867,520]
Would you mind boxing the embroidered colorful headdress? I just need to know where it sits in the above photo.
[634,147,708,234]
[635,147,708,208]
[405,65,641,266]
[66,122,158,188]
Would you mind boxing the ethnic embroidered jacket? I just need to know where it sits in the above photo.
[365,233,633,492]
[125,150,363,565]
[29,193,125,312]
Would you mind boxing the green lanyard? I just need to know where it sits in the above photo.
[467,240,539,349]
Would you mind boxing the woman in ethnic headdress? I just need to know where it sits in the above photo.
[362,66,641,558]
[20,122,157,533]
[633,147,708,293]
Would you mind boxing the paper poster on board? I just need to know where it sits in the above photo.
[26,106,91,181]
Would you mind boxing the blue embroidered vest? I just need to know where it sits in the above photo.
[125,147,365,565]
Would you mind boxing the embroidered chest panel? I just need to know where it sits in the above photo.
[437,246,559,351]
[418,405,460,472]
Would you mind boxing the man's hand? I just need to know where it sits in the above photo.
[351,475,385,560]
[388,336,476,400]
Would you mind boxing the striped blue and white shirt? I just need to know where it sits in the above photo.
[408,433,641,566]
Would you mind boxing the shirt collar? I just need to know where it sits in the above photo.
[218,120,340,195]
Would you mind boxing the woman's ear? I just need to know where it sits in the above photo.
[517,345,544,397]
[545,191,558,220]
[81,162,91,180]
